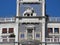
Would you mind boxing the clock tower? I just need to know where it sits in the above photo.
[16,0,45,16]
[16,0,46,45]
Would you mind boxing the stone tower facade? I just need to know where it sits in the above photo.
[16,0,46,45]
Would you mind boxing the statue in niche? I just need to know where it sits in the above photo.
[23,6,36,16]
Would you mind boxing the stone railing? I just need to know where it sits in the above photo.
[0,17,15,22]
[0,38,15,42]
[49,17,60,22]
[46,38,60,42]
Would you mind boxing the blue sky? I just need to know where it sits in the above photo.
[0,0,60,17]
[46,0,60,17]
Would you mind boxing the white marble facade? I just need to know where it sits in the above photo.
[0,0,60,45]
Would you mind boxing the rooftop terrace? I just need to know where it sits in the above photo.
[0,17,15,23]
[49,17,60,23]
[0,17,60,23]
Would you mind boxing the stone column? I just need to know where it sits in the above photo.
[53,28,54,42]
[16,0,20,16]
[42,18,45,45]
[33,29,34,40]
[26,29,27,40]
[42,0,45,16]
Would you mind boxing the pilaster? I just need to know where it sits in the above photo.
[16,0,20,16]
[42,0,45,16]
[33,29,34,40]
[42,18,46,45]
